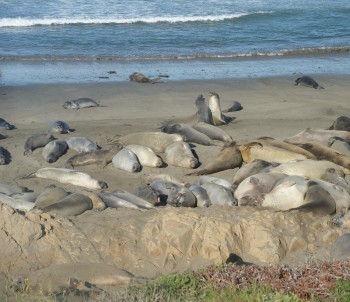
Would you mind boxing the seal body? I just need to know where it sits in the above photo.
[328,137,350,158]
[295,75,324,89]
[199,175,235,192]
[284,128,350,145]
[164,141,199,169]
[0,193,35,211]
[0,146,9,165]
[0,183,29,195]
[98,191,140,209]
[201,183,237,206]
[42,140,68,163]
[65,137,99,153]
[0,118,15,130]
[129,72,160,84]
[222,101,243,112]
[35,185,70,209]
[112,190,155,209]
[126,144,163,167]
[24,133,56,156]
[48,120,72,134]
[330,233,350,261]
[328,115,350,131]
[112,148,141,172]
[132,184,162,206]
[233,159,275,185]
[208,92,227,125]
[192,122,233,143]
[63,98,101,109]
[188,184,211,207]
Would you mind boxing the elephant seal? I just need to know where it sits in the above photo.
[0,146,10,165]
[9,192,36,203]
[330,233,350,261]
[0,133,8,139]
[42,140,68,163]
[108,132,184,153]
[149,179,187,206]
[201,183,237,206]
[132,184,162,206]
[35,184,70,209]
[20,168,108,190]
[199,175,236,192]
[129,72,161,84]
[43,193,93,217]
[142,173,185,186]
[233,159,277,185]
[24,133,56,156]
[126,144,163,167]
[98,191,140,209]
[328,137,350,158]
[186,146,242,176]
[164,141,199,169]
[0,193,35,211]
[0,183,29,195]
[321,168,350,195]
[192,122,233,143]
[112,148,141,172]
[65,145,123,169]
[80,190,106,211]
[112,190,155,209]
[0,118,15,130]
[168,186,197,207]
[63,98,102,109]
[284,128,350,145]
[288,181,336,216]
[295,75,324,89]
[222,101,243,113]
[65,137,99,153]
[188,184,211,207]
[48,120,72,134]
[327,115,350,131]
[208,92,229,125]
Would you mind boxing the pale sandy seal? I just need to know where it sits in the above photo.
[186,146,242,176]
[20,168,108,190]
[0,193,35,211]
[199,175,236,192]
[295,75,324,89]
[192,122,233,143]
[142,173,185,186]
[330,233,350,261]
[201,183,237,206]
[112,190,155,209]
[188,184,211,207]
[24,133,56,156]
[0,118,15,130]
[42,140,68,163]
[129,72,161,84]
[126,144,164,167]
[43,193,93,217]
[327,115,350,131]
[328,137,350,157]
[65,137,99,153]
[164,141,199,169]
[108,132,184,153]
[284,128,350,145]
[63,98,102,109]
[65,145,123,169]
[48,120,72,134]
[170,186,197,207]
[34,184,70,209]
[112,148,141,172]
[233,159,276,185]
[9,192,36,203]
[208,91,230,125]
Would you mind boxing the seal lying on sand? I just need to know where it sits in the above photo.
[0,146,10,165]
[34,184,69,209]
[284,128,350,145]
[63,98,102,109]
[42,140,68,163]
[201,183,237,206]
[126,144,164,168]
[0,193,35,211]
[129,72,161,84]
[327,116,350,131]
[295,75,324,89]
[112,148,141,172]
[0,118,15,130]
[24,133,56,156]
[65,137,99,153]
[328,137,350,158]
[222,101,243,112]
[188,184,211,207]
[48,120,72,134]
[164,141,199,169]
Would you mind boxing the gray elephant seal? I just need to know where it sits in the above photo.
[66,145,123,169]
[0,183,29,195]
[327,116,350,131]
[20,168,108,190]
[112,148,141,172]
[222,101,243,113]
[328,137,350,158]
[201,183,237,206]
[24,133,56,156]
[65,137,99,153]
[208,92,230,125]
[0,193,35,211]
[164,141,199,169]
[63,98,102,109]
[295,75,324,89]
[126,144,164,167]
[330,233,350,261]
[35,184,69,209]
[192,122,233,143]
[233,159,276,185]
[43,193,93,217]
[0,146,10,165]
[0,133,8,139]
[0,118,15,130]
[132,184,162,206]
[129,72,160,84]
[188,184,211,207]
[42,140,68,163]
[48,120,72,134]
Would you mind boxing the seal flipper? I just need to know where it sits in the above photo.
[18,172,37,180]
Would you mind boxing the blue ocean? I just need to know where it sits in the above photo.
[1,0,350,85]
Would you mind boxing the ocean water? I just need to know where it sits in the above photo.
[1,0,350,85]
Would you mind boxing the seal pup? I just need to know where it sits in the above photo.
[24,133,56,156]
[188,184,211,207]
[62,98,102,109]
[186,146,242,176]
[328,137,350,158]
[222,101,243,113]
[327,115,350,131]
[129,72,161,84]
[48,120,72,134]
[164,141,199,169]
[65,144,123,169]
[0,193,35,211]
[112,148,141,172]
[108,132,184,153]
[42,140,68,163]
[65,137,99,153]
[192,122,234,143]
[201,183,237,206]
[20,168,108,190]
[132,184,162,206]
[112,190,155,209]
[42,193,93,217]
[126,144,164,167]
[295,75,324,89]
[330,233,350,261]
[0,118,15,130]
[34,184,70,209]
[284,128,350,145]
[207,92,230,125]
[167,186,197,207]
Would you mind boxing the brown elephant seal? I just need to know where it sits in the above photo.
[66,145,123,169]
[43,193,93,217]
[208,91,230,125]
[48,120,72,134]
[201,183,237,206]
[164,141,199,169]
[34,185,70,209]
[63,98,102,109]
[112,148,141,172]
[327,115,350,131]
[65,137,99,153]
[126,144,164,167]
[330,233,350,261]
[42,140,68,163]
[24,133,56,156]
[108,132,184,153]
[192,122,233,143]
[288,181,336,216]
[79,190,106,211]
[321,168,350,195]
[295,75,324,89]
[284,128,350,145]
[129,72,161,84]
[20,168,108,190]
[186,146,242,176]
